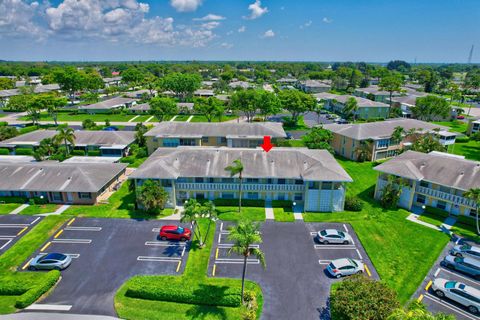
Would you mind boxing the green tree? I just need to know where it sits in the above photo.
[256,90,281,120]
[137,180,169,214]
[415,68,439,93]
[343,97,359,121]
[379,72,404,110]
[0,126,18,141]
[355,139,373,162]
[160,73,202,101]
[82,119,96,130]
[84,72,105,92]
[0,78,14,90]
[411,133,446,154]
[391,126,405,144]
[33,138,58,161]
[412,96,450,121]
[464,188,480,235]
[278,89,316,124]
[44,94,68,126]
[230,89,258,122]
[312,100,325,124]
[121,67,145,87]
[150,97,178,122]
[224,159,244,213]
[134,122,148,147]
[194,97,224,122]
[302,127,333,152]
[53,67,86,105]
[180,199,217,247]
[54,127,76,156]
[380,176,405,209]
[331,275,400,320]
[227,220,266,304]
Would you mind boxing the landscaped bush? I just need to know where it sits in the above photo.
[18,126,38,135]
[345,195,364,212]
[0,282,32,296]
[0,196,27,204]
[424,206,449,217]
[271,200,293,208]
[135,148,147,158]
[71,150,86,156]
[15,270,60,309]
[124,276,242,307]
[0,121,7,126]
[87,150,101,156]
[213,198,265,207]
[32,197,48,205]
[14,148,33,155]
[455,136,470,143]
[0,148,9,155]
[120,156,135,164]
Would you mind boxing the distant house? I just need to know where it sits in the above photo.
[0,84,60,101]
[354,85,401,103]
[103,76,122,87]
[125,89,155,99]
[323,119,455,161]
[389,94,427,118]
[130,147,352,212]
[144,122,287,154]
[229,81,253,90]
[0,162,127,204]
[194,89,215,97]
[277,77,298,85]
[0,130,136,157]
[374,151,479,217]
[78,97,136,114]
[467,117,480,136]
[298,80,331,93]
[130,102,194,114]
[315,93,391,120]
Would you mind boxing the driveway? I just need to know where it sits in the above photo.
[303,112,334,127]
[21,218,192,317]
[208,221,378,320]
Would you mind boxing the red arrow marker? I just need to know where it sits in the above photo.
[261,136,273,152]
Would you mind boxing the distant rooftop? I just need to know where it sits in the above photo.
[78,97,135,110]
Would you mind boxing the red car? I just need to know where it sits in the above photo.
[159,225,191,241]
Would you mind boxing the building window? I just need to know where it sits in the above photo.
[469,209,478,217]
[180,138,196,146]
[321,182,333,190]
[277,179,285,185]
[439,186,451,193]
[277,194,285,201]
[416,194,426,204]
[163,138,179,147]
[308,181,320,189]
[420,181,429,188]
[52,192,63,202]
[195,177,204,183]
[221,137,227,143]
[295,179,303,185]
[222,192,234,199]
[437,200,447,210]
[376,139,390,149]
[294,193,303,201]
[161,180,172,187]
[78,192,92,199]
[247,192,259,199]
[201,137,209,143]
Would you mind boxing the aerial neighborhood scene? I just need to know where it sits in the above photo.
[1,0,480,320]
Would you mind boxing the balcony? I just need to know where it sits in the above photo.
[416,186,476,208]
[175,182,305,192]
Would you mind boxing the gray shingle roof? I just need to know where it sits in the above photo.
[355,85,401,96]
[144,122,287,139]
[374,151,480,191]
[130,147,352,182]
[79,97,135,110]
[0,162,127,193]
[323,118,449,140]
[0,130,135,148]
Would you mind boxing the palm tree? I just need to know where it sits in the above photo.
[344,97,359,122]
[354,139,373,162]
[227,220,266,304]
[179,199,218,247]
[54,127,76,156]
[391,126,405,145]
[225,159,244,213]
[464,188,480,235]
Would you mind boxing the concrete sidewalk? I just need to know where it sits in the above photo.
[265,203,274,220]
[9,204,29,215]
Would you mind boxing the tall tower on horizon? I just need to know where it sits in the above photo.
[467,45,474,64]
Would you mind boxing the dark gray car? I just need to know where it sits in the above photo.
[29,253,72,271]
[441,255,480,280]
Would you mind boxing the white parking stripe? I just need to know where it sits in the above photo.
[314,245,356,249]
[220,222,224,232]
[424,293,477,320]
[181,246,186,257]
[64,227,102,231]
[217,231,222,244]
[152,228,160,232]
[0,236,15,239]
[0,224,29,228]
[356,249,363,260]
[215,258,260,264]
[137,256,181,262]
[26,304,72,311]
[218,243,259,248]
[0,239,12,250]
[220,231,230,235]
[144,241,186,247]
[310,232,317,236]
[30,217,41,225]
[343,224,348,232]
[319,260,330,265]
[434,268,441,277]
[52,239,92,244]
[439,268,480,287]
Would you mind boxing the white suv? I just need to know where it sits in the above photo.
[432,278,480,314]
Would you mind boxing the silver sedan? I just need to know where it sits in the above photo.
[29,253,72,271]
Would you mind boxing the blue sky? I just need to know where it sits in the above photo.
[0,0,479,62]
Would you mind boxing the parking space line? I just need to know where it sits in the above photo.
[0,236,15,239]
[176,260,182,272]
[220,231,230,235]
[212,264,216,276]
[64,227,102,231]
[30,217,40,225]
[220,222,223,232]
[66,218,76,226]
[417,294,424,303]
[434,268,441,277]
[218,243,259,249]
[17,227,28,236]
[22,258,33,270]
[215,258,260,264]
[310,232,317,236]
[318,260,330,265]
[0,239,12,250]
[181,246,186,257]
[137,256,181,262]
[54,230,64,239]
[425,280,433,291]
[314,245,356,249]
[365,265,372,277]
[0,224,30,228]
[40,241,51,252]
[144,241,186,247]
[424,293,478,320]
[215,248,219,259]
[440,268,480,286]
[217,231,222,244]
[356,249,363,260]
[52,239,92,244]
[26,304,72,311]
[343,224,348,232]
[152,228,160,232]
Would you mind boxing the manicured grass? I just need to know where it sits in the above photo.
[304,158,450,304]
[115,219,263,320]
[273,207,294,222]
[64,182,174,219]
[0,215,68,313]
[190,115,238,123]
[20,204,60,216]
[417,211,446,227]
[450,140,480,161]
[132,115,152,122]
[216,206,266,221]
[282,116,309,131]
[432,120,468,134]
[0,203,21,215]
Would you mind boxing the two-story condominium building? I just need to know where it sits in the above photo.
[354,85,401,103]
[323,119,455,161]
[298,80,331,93]
[130,147,352,212]
[144,122,287,155]
[0,162,127,204]
[315,93,390,120]
[467,117,480,136]
[374,151,479,217]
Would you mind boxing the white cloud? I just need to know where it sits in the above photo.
[300,20,312,29]
[200,21,220,30]
[193,14,225,21]
[0,0,44,39]
[262,29,275,38]
[244,0,268,20]
[322,17,333,24]
[226,30,233,35]
[170,0,202,12]
[220,42,233,49]
[238,25,246,33]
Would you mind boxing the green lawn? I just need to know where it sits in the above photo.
[20,204,60,216]
[273,207,294,222]
[0,203,21,215]
[432,120,468,134]
[190,115,238,123]
[216,206,265,222]
[304,158,450,304]
[282,116,309,131]
[173,115,190,121]
[417,211,448,228]
[132,115,153,122]
[115,219,263,320]
[450,140,480,161]
[64,182,174,219]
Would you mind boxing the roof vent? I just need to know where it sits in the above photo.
[460,171,464,175]
[68,177,72,180]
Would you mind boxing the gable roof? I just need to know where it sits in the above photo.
[323,118,449,140]
[130,147,352,182]
[78,97,135,110]
[374,151,480,191]
[144,122,287,139]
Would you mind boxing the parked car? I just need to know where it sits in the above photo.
[159,225,191,241]
[103,126,119,131]
[316,229,353,244]
[441,255,480,280]
[432,278,480,314]
[28,253,72,271]
[286,132,293,140]
[451,244,480,260]
[336,119,349,124]
[457,115,465,120]
[326,258,364,278]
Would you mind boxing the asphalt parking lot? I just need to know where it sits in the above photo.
[208,221,378,320]
[413,237,480,320]
[0,215,41,254]
[21,217,192,316]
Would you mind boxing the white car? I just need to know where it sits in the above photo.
[326,258,364,278]
[432,278,480,314]
[316,229,353,244]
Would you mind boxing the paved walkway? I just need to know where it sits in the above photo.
[169,115,178,121]
[441,216,457,230]
[265,203,274,220]
[127,115,139,122]
[293,205,303,220]
[9,203,29,215]
[160,206,182,220]
[38,205,71,216]
[406,213,440,230]
[186,115,194,122]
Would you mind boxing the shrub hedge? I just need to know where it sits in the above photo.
[345,195,364,212]
[424,206,449,218]
[87,150,101,156]
[0,196,27,204]
[15,148,33,155]
[0,121,8,126]
[0,281,32,296]
[455,136,470,143]
[0,148,10,155]
[213,198,265,207]
[124,276,242,307]
[71,150,86,156]
[271,200,293,208]
[15,270,60,309]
